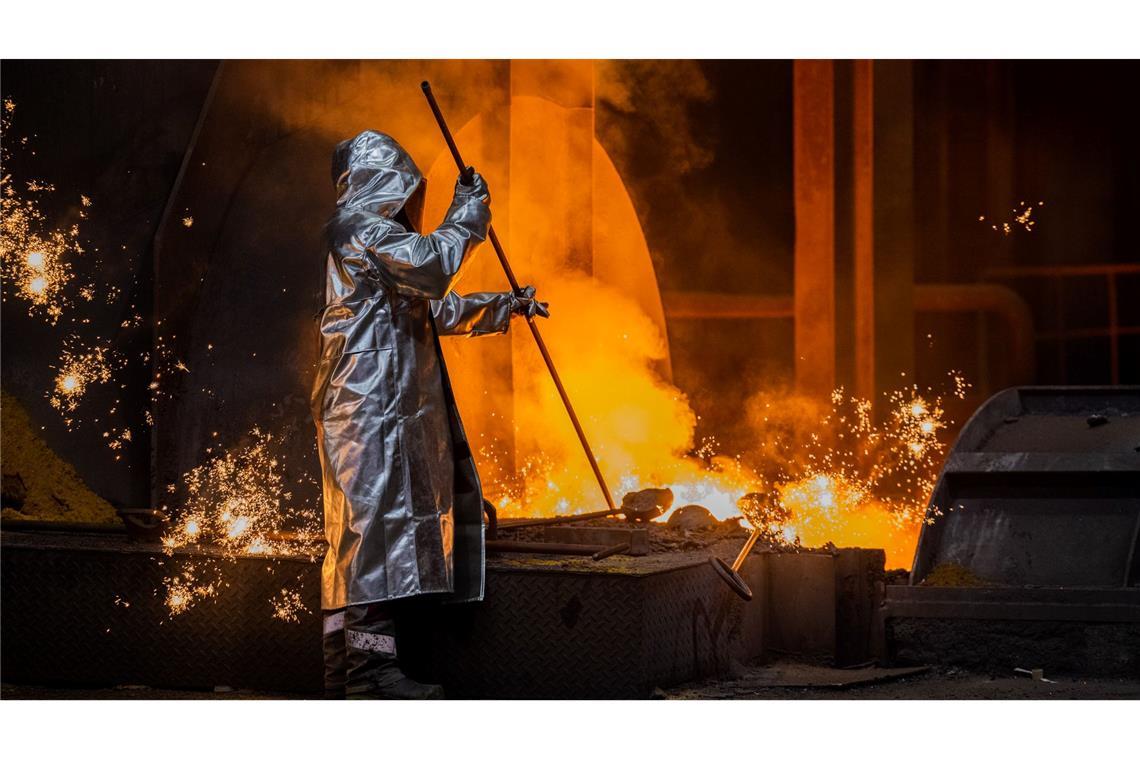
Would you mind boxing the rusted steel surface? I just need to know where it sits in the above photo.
[591,542,631,561]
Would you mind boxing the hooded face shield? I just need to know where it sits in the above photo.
[331,130,425,223]
[396,180,427,232]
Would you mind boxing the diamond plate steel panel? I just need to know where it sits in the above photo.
[2,532,767,697]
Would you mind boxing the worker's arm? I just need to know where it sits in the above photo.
[361,172,491,300]
[431,286,549,336]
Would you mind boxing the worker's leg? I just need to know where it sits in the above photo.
[343,601,444,699]
[321,608,347,699]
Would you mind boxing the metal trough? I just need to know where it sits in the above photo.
[885,386,1140,675]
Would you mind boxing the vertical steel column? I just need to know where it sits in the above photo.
[793,60,837,397]
[852,60,876,402]
[871,61,916,398]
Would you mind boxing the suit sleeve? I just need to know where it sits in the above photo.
[360,191,490,300]
[431,291,514,336]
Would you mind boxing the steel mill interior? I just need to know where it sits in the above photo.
[2,59,1138,701]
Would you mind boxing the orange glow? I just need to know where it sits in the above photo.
[777,472,922,570]
[419,92,953,569]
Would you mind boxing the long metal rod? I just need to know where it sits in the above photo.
[420,80,617,513]
[498,509,620,530]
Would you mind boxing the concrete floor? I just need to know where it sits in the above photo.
[663,662,1140,699]
[5,663,1140,699]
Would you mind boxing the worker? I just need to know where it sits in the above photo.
[312,130,548,699]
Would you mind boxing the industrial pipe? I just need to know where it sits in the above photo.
[913,283,1036,385]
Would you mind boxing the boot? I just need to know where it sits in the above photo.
[322,609,347,699]
[344,602,444,699]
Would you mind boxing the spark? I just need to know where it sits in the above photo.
[271,586,310,623]
[982,199,1044,236]
[0,100,86,324]
[162,562,218,617]
[159,427,322,619]
[48,339,122,425]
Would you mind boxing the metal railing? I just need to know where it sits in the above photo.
[661,283,1037,390]
[984,263,1140,384]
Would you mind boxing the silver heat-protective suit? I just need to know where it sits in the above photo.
[313,130,520,610]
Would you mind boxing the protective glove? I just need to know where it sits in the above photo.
[454,167,490,205]
[509,285,550,319]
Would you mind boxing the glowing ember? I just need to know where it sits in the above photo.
[162,563,218,616]
[272,586,309,623]
[48,340,120,424]
[980,200,1044,235]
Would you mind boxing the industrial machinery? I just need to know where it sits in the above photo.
[886,386,1140,675]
